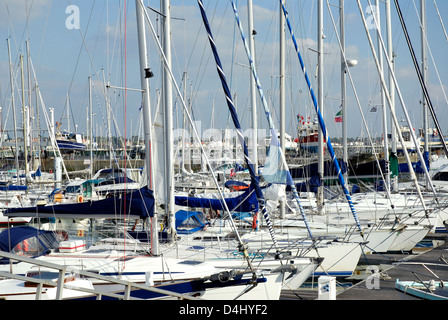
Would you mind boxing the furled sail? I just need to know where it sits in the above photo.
[175,186,258,213]
[5,188,154,219]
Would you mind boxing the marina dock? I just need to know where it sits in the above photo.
[281,237,448,300]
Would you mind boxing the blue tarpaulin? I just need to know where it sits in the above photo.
[0,226,60,260]
[175,186,258,213]
[5,187,154,219]
[175,210,208,234]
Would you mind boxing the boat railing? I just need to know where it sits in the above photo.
[393,260,448,294]
[0,250,200,300]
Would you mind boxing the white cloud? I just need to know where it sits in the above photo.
[0,0,52,27]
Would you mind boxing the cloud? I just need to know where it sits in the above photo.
[0,0,52,28]
[396,64,416,79]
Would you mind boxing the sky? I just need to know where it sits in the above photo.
[0,0,448,142]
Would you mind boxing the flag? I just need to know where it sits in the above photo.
[370,106,377,112]
[335,109,343,123]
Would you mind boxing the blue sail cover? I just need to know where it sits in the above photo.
[0,226,56,252]
[175,186,258,213]
[0,182,27,191]
[224,180,248,189]
[290,174,322,193]
[5,187,154,219]
[0,226,60,262]
[289,159,347,180]
[175,210,208,234]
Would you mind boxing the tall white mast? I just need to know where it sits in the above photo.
[375,0,391,189]
[66,93,70,133]
[26,40,34,168]
[340,0,348,183]
[421,0,429,188]
[20,54,29,186]
[386,0,398,191]
[248,0,258,174]
[135,0,158,255]
[105,77,113,168]
[317,0,325,210]
[279,0,286,218]
[89,76,93,179]
[161,0,176,241]
[7,38,20,183]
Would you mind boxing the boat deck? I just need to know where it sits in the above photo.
[281,238,448,300]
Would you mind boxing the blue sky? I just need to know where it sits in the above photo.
[1,0,448,141]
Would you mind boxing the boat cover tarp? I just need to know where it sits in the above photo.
[175,185,258,213]
[4,187,154,219]
[289,159,347,179]
[97,176,136,186]
[290,174,322,193]
[175,210,208,234]
[0,226,59,259]
[224,180,248,189]
[0,183,27,191]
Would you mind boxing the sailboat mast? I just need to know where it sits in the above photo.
[248,0,258,174]
[161,0,176,241]
[421,0,429,186]
[279,0,286,219]
[35,82,41,168]
[89,76,93,179]
[26,40,34,169]
[7,38,20,184]
[317,0,325,210]
[20,54,29,187]
[340,0,348,183]
[106,80,113,168]
[385,0,398,191]
[375,0,391,189]
[135,0,159,255]
[66,94,70,133]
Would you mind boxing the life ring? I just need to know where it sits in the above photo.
[433,130,438,137]
[77,195,84,203]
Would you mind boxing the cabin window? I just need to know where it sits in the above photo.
[433,172,448,181]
